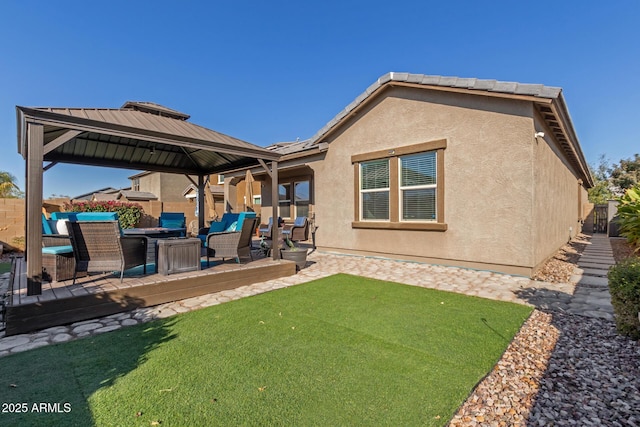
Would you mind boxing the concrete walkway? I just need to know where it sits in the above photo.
[0,235,618,356]
[567,233,615,320]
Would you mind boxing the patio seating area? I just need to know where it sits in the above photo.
[5,241,296,336]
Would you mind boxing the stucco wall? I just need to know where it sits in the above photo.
[159,173,195,202]
[312,86,538,275]
[531,114,586,269]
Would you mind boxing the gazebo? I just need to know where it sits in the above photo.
[17,101,282,296]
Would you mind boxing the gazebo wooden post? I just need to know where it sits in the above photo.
[271,160,280,260]
[197,175,206,231]
[26,123,44,295]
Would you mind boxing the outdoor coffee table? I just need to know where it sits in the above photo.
[155,237,201,275]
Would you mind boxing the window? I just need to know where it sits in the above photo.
[352,139,446,231]
[253,195,262,206]
[279,184,291,218]
[132,178,140,191]
[277,179,311,219]
[400,152,436,221]
[217,174,224,184]
[294,181,310,218]
[360,159,390,220]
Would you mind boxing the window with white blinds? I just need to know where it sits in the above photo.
[400,152,437,221]
[352,139,446,230]
[360,159,390,220]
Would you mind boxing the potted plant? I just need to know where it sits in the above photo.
[280,236,308,270]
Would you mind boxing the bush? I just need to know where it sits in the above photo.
[616,185,640,251]
[608,257,640,339]
[63,200,144,229]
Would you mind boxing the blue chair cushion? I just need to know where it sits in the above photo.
[208,222,227,233]
[50,212,78,221]
[75,212,119,221]
[42,245,74,255]
[161,219,185,229]
[42,214,55,235]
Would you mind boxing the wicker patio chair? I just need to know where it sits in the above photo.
[282,216,309,242]
[67,220,148,283]
[206,217,257,266]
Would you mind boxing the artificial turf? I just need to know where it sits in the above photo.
[0,262,11,274]
[0,273,532,426]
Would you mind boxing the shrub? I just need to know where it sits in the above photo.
[616,185,640,251]
[608,257,640,339]
[63,200,144,229]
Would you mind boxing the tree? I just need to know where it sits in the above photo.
[587,155,614,204]
[0,171,23,198]
[610,153,640,192]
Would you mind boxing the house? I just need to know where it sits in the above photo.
[227,72,593,277]
[128,171,190,203]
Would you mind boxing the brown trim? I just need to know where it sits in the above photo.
[352,221,447,231]
[354,164,360,222]
[437,148,445,223]
[351,139,447,163]
[389,158,399,222]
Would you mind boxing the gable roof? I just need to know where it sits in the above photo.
[278,72,593,187]
[16,102,280,176]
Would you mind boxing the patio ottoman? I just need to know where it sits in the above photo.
[156,238,201,275]
[42,245,76,282]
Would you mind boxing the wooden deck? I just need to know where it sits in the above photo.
[6,253,296,336]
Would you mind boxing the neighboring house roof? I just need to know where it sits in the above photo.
[118,190,158,201]
[182,183,224,198]
[72,186,120,200]
[92,193,119,201]
[272,72,593,187]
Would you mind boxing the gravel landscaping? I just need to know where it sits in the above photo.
[451,236,640,426]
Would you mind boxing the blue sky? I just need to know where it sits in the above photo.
[1,1,638,198]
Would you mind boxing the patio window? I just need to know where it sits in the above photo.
[279,184,291,218]
[352,139,447,231]
[294,181,310,218]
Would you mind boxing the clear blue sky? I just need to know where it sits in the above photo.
[1,1,638,198]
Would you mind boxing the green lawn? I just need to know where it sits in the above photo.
[0,273,532,426]
[0,262,10,274]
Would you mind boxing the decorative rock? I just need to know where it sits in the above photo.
[72,323,102,334]
[51,333,73,343]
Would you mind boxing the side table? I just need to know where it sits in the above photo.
[156,238,201,275]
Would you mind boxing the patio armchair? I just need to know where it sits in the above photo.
[258,217,283,240]
[197,212,256,245]
[67,220,148,283]
[206,217,257,266]
[282,216,309,242]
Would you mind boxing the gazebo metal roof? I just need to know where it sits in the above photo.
[17,102,279,175]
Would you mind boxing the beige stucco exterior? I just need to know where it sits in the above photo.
[133,172,194,202]
[245,83,590,277]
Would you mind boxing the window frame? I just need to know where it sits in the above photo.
[351,139,447,231]
[359,158,391,221]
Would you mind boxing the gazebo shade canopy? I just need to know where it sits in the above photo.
[16,101,280,174]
